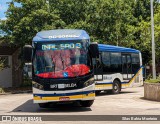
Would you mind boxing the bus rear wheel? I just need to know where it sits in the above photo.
[38,103,51,108]
[80,100,94,107]
[112,80,121,94]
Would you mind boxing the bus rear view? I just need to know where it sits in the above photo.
[23,29,98,108]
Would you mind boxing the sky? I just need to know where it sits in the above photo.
[0,0,12,20]
[0,0,12,36]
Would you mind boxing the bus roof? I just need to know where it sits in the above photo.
[98,44,140,53]
[33,29,90,42]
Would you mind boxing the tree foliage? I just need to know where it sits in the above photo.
[0,0,160,65]
[0,0,65,45]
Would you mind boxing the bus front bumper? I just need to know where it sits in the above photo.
[33,84,95,103]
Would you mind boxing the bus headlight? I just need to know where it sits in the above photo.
[32,81,44,90]
[84,78,94,87]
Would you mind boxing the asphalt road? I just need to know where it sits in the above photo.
[0,86,160,124]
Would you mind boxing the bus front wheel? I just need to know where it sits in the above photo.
[80,100,94,107]
[112,80,121,94]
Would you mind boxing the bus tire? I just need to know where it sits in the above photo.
[112,80,121,94]
[95,90,101,95]
[80,100,94,107]
[38,103,50,108]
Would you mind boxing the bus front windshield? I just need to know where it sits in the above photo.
[33,40,91,78]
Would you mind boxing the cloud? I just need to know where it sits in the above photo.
[0,17,7,20]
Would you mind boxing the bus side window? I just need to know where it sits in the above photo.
[101,52,110,73]
[110,53,122,73]
[127,55,132,74]
[131,53,140,73]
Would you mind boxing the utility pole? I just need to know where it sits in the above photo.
[46,0,50,13]
[150,0,156,79]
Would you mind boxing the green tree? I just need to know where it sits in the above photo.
[1,0,65,45]
[1,0,160,65]
[130,0,160,65]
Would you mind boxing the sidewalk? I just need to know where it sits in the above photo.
[0,87,32,95]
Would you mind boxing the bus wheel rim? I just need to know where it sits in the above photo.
[114,84,118,91]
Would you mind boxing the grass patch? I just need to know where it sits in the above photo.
[0,87,5,93]
[145,79,160,83]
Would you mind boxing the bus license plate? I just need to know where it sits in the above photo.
[59,97,70,101]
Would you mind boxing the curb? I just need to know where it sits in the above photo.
[0,90,32,95]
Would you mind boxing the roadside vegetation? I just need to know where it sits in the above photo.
[1,0,160,66]
[145,75,160,83]
[0,60,5,93]
[21,76,32,87]
[0,87,4,93]
[0,60,4,71]
[145,79,160,83]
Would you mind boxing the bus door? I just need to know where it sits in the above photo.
[94,54,103,81]
[122,54,132,80]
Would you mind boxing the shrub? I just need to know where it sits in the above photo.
[145,79,160,83]
[0,60,4,71]
[0,87,5,93]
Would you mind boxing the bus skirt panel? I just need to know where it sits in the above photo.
[32,84,95,103]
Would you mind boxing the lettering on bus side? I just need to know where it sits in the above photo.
[42,43,82,50]
[48,35,79,39]
[103,76,112,80]
[50,84,58,89]
[50,83,77,89]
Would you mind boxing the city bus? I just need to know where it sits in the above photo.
[23,29,99,108]
[94,44,143,94]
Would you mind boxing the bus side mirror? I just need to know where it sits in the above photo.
[23,45,32,62]
[89,43,99,58]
